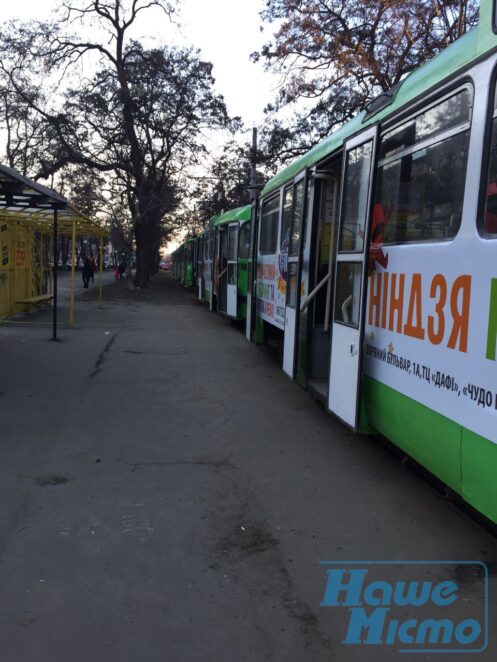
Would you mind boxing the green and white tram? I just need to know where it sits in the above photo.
[172,237,196,288]
[196,207,253,319]
[197,216,218,309]
[252,0,497,523]
[212,206,252,320]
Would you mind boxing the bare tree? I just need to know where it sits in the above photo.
[253,0,479,165]
[187,139,266,228]
[0,0,231,286]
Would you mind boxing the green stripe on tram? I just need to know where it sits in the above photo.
[486,278,497,361]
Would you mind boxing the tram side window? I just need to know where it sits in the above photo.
[238,221,251,259]
[289,179,305,256]
[259,195,279,255]
[208,231,214,260]
[228,225,237,261]
[483,86,497,236]
[375,89,471,244]
[339,141,373,253]
[280,187,293,251]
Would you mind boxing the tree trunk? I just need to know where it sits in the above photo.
[133,197,164,288]
[134,222,152,288]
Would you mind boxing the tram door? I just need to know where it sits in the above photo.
[328,126,377,428]
[246,202,258,341]
[283,174,306,377]
[197,236,203,300]
[300,166,341,399]
[218,227,228,313]
[213,229,221,310]
[227,222,238,317]
[208,230,214,311]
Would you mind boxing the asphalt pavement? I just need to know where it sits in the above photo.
[55,268,118,299]
[0,273,495,662]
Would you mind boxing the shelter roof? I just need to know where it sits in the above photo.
[0,164,106,237]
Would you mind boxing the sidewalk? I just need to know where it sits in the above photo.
[55,268,117,299]
[0,273,496,662]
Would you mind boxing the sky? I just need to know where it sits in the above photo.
[171,0,280,127]
[0,0,283,253]
[1,0,280,129]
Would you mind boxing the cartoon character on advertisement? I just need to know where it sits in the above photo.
[369,202,391,274]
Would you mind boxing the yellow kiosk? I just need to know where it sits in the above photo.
[0,164,106,338]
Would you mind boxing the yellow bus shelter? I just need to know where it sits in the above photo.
[0,164,107,339]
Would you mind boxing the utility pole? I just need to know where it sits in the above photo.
[249,127,258,203]
[246,127,259,343]
[52,207,58,341]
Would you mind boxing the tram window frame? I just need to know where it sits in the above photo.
[259,193,280,256]
[338,140,374,253]
[478,70,497,239]
[208,230,214,261]
[375,84,473,246]
[238,221,251,259]
[280,185,293,251]
[288,178,305,257]
[228,224,237,261]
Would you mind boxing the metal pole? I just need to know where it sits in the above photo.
[99,235,104,305]
[324,179,339,332]
[39,230,43,296]
[52,208,58,341]
[10,220,16,316]
[48,232,52,295]
[69,220,76,327]
[249,127,257,204]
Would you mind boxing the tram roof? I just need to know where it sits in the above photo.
[213,205,252,226]
[0,163,106,236]
[261,26,482,198]
[192,214,222,238]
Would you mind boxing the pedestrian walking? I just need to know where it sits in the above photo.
[82,258,92,288]
[90,257,97,284]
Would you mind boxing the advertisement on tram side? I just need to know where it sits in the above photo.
[363,241,497,445]
[257,255,286,330]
